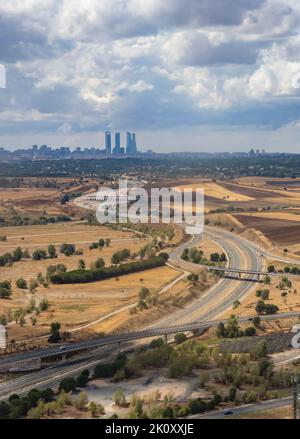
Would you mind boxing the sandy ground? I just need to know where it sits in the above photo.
[85,373,197,416]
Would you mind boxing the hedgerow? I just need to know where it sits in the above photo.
[51,256,166,284]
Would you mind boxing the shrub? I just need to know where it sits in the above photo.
[16,278,27,289]
[32,249,47,260]
[244,327,256,337]
[174,333,187,345]
[60,243,76,256]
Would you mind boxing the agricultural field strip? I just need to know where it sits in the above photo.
[1,231,132,239]
[0,238,133,249]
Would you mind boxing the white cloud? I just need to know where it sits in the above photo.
[2,0,300,148]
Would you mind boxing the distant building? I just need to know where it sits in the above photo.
[105,131,112,155]
[113,132,123,155]
[126,131,138,155]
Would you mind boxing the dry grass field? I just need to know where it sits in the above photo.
[222,272,300,319]
[174,181,253,202]
[6,265,179,341]
[0,187,59,202]
[232,406,292,419]
[0,222,160,336]
[0,218,195,343]
[0,222,140,252]
[0,177,99,223]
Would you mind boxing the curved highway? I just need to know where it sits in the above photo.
[0,225,266,400]
[163,226,263,325]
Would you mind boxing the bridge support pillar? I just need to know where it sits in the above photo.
[192,329,205,337]
[238,272,241,280]
[164,334,168,344]
[257,274,261,282]
[61,353,67,362]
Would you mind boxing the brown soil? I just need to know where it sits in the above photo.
[234,215,300,246]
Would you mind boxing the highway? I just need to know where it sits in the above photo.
[1,311,299,369]
[191,396,293,419]
[0,225,298,407]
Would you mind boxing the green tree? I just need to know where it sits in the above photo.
[16,278,27,289]
[78,259,86,270]
[29,279,38,293]
[250,340,268,361]
[74,391,88,410]
[139,287,150,301]
[245,327,256,337]
[94,258,105,269]
[59,377,76,393]
[113,388,127,407]
[60,243,76,256]
[48,245,57,259]
[32,249,47,260]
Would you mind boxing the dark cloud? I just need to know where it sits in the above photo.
[160,0,266,27]
[0,15,74,63]
[174,35,267,66]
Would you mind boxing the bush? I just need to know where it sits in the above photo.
[60,243,76,256]
[16,278,27,289]
[32,249,47,260]
[188,398,207,414]
[93,354,127,379]
[158,252,169,261]
[255,300,279,315]
[149,338,164,349]
[111,248,131,264]
[253,316,261,327]
[244,327,256,337]
[174,333,187,345]
[0,281,12,299]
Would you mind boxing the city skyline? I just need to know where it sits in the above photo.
[0,130,144,160]
[1,1,300,153]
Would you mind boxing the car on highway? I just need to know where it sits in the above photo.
[223,409,234,416]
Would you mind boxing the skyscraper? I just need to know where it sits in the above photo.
[131,133,137,154]
[126,131,138,155]
[113,132,122,155]
[115,132,121,149]
[105,131,111,155]
[126,131,132,155]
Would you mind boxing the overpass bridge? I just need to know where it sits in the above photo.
[207,266,270,281]
[0,312,299,373]
[207,266,300,281]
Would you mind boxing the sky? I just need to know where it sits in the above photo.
[1,0,300,152]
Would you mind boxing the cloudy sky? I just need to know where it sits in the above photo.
[1,0,300,152]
